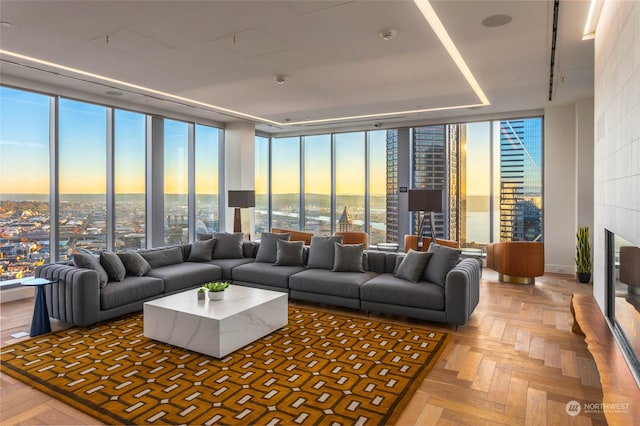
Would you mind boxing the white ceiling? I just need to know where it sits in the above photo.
[0,0,594,135]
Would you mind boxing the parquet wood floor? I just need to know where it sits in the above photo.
[0,270,612,425]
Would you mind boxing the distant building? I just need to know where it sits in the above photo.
[338,206,353,232]
[386,130,399,242]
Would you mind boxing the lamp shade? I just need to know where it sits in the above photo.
[408,189,442,212]
[228,190,255,208]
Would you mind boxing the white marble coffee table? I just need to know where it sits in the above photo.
[143,285,288,358]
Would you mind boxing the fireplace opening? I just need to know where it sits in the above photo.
[606,230,640,387]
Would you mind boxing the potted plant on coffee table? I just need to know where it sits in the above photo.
[203,281,230,300]
[575,226,592,283]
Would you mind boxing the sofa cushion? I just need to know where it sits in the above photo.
[139,246,184,269]
[188,238,216,262]
[74,251,109,288]
[256,232,291,263]
[307,236,343,270]
[333,243,364,273]
[395,250,432,282]
[233,262,305,289]
[211,232,244,259]
[361,274,445,311]
[289,269,376,299]
[100,275,164,310]
[118,251,152,276]
[274,240,304,266]
[424,243,461,286]
[147,262,222,294]
[100,251,126,282]
[208,258,255,280]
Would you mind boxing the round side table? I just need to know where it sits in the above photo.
[21,278,57,337]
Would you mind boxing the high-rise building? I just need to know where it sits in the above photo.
[386,130,399,243]
[337,206,353,232]
[499,119,543,241]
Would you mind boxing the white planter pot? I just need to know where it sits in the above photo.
[208,291,225,301]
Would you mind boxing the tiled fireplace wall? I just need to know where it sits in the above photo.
[593,0,640,310]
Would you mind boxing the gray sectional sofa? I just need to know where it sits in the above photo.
[36,232,480,328]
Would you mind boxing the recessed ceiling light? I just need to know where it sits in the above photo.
[0,21,13,28]
[105,90,122,96]
[378,28,397,41]
[274,74,288,84]
[481,14,512,27]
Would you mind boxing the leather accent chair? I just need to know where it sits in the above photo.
[270,228,314,245]
[485,241,544,284]
[333,231,369,249]
[403,235,459,252]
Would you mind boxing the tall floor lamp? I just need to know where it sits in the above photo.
[408,189,443,244]
[228,190,255,234]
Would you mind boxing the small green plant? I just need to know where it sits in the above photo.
[203,281,230,292]
[197,287,205,293]
[575,226,592,273]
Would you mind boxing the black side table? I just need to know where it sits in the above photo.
[21,278,57,337]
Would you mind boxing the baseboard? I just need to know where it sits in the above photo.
[545,264,575,275]
[0,286,35,303]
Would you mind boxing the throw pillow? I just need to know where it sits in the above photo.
[99,251,126,282]
[212,232,244,259]
[307,236,343,270]
[274,240,304,266]
[423,243,461,286]
[73,251,109,288]
[333,243,365,273]
[140,246,184,269]
[118,251,151,276]
[256,232,291,263]
[188,238,216,262]
[395,249,432,282]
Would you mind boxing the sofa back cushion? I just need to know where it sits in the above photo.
[423,243,461,286]
[256,232,291,263]
[307,236,343,269]
[139,246,184,269]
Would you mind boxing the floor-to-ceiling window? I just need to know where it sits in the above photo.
[195,124,221,234]
[304,134,331,235]
[164,119,189,245]
[464,122,491,247]
[114,109,146,250]
[335,132,366,233]
[271,137,300,230]
[0,87,51,280]
[59,99,107,257]
[254,136,269,239]
[368,130,387,245]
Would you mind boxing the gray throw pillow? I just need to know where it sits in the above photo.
[395,249,432,282]
[333,243,365,273]
[212,232,244,259]
[74,251,109,288]
[256,232,291,263]
[100,251,126,282]
[188,238,216,262]
[118,251,151,276]
[140,246,184,268]
[307,236,343,270]
[274,240,304,266]
[423,243,461,286]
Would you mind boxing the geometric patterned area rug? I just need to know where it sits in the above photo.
[0,305,449,425]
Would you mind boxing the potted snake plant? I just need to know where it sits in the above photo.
[575,226,592,283]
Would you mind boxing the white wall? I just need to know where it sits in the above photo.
[224,121,256,238]
[593,0,640,310]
